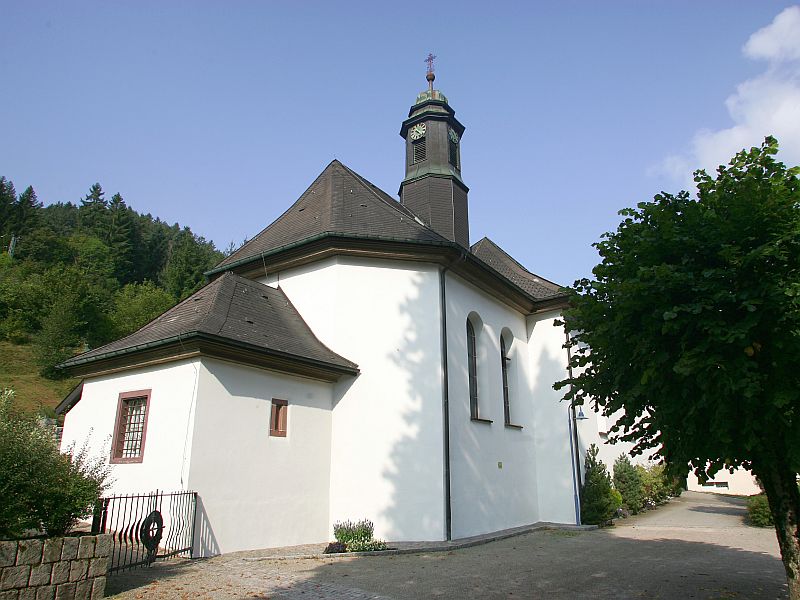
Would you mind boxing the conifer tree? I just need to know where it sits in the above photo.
[613,455,644,514]
[11,186,42,237]
[78,183,108,237]
[580,444,619,525]
[0,177,16,239]
[107,193,135,282]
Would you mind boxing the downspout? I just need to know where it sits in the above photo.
[439,251,465,541]
[565,329,583,524]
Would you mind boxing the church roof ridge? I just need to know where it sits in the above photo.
[470,237,564,298]
[214,159,448,271]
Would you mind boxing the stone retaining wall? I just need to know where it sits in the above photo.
[0,534,110,600]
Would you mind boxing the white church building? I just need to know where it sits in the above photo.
[57,73,586,556]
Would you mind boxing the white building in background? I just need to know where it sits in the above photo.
[57,74,585,556]
[576,402,760,497]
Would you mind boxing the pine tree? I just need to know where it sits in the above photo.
[10,186,42,237]
[107,193,135,283]
[580,444,620,525]
[78,183,108,237]
[613,455,644,514]
[0,177,16,239]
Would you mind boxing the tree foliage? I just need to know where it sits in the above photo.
[0,178,223,378]
[556,137,800,596]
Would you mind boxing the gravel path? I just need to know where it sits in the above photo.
[106,492,787,599]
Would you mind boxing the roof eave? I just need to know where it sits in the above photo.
[57,331,359,383]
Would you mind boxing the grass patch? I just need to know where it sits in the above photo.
[0,341,79,415]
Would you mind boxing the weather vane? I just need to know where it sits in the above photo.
[425,53,437,91]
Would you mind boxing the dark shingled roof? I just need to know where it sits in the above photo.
[470,237,563,299]
[59,272,357,372]
[216,159,449,270]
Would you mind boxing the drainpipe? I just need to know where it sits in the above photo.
[439,251,466,541]
[565,329,583,524]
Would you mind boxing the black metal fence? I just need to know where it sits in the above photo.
[91,490,197,573]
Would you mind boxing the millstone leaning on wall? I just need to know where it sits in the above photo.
[0,533,111,599]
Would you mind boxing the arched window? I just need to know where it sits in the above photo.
[467,319,479,419]
[500,336,511,425]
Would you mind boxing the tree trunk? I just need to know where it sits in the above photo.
[754,460,800,600]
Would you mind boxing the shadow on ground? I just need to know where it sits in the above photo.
[105,528,788,600]
[688,504,750,518]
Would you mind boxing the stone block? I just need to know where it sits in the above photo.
[75,540,93,562]
[58,540,77,564]
[28,563,51,587]
[41,540,62,565]
[0,543,17,568]
[1,565,30,591]
[50,562,69,586]
[90,537,109,561]
[15,541,42,566]
[35,585,55,600]
[73,580,91,600]
[54,582,75,600]
[17,589,35,600]
[89,577,104,600]
[0,590,19,600]
[85,559,106,581]
[68,561,87,583]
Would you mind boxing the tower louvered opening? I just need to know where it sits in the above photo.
[448,140,459,168]
[412,138,427,164]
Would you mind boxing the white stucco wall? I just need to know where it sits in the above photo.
[60,359,201,494]
[187,358,334,556]
[261,257,446,542]
[687,468,761,496]
[445,274,576,538]
[525,309,581,525]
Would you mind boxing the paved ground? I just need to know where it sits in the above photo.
[105,492,787,599]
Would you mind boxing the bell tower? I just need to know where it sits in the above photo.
[399,55,469,247]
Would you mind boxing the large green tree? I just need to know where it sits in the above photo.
[556,137,800,597]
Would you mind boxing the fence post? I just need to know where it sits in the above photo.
[91,498,109,534]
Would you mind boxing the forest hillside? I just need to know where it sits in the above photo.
[0,176,228,413]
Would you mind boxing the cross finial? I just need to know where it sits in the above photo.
[425,53,437,91]
[425,53,436,74]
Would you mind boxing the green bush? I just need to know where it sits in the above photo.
[747,494,774,527]
[0,388,111,538]
[637,464,670,506]
[614,455,644,514]
[332,519,387,552]
[580,444,620,525]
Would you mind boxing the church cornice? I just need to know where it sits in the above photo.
[205,233,568,314]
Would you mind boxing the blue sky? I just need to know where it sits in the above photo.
[2,1,799,285]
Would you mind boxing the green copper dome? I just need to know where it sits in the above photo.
[415,89,449,105]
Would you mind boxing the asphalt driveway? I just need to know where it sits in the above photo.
[106,491,786,599]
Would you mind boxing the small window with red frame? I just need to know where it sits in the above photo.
[270,399,288,437]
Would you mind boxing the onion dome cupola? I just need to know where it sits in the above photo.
[399,55,469,248]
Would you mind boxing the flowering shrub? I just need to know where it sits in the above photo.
[0,388,111,538]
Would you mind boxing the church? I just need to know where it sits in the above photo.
[57,67,584,556]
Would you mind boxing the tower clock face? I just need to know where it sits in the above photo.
[449,128,460,144]
[409,123,426,140]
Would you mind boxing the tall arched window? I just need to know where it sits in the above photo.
[500,336,511,425]
[467,319,479,419]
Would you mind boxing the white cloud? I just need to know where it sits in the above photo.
[651,6,800,185]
